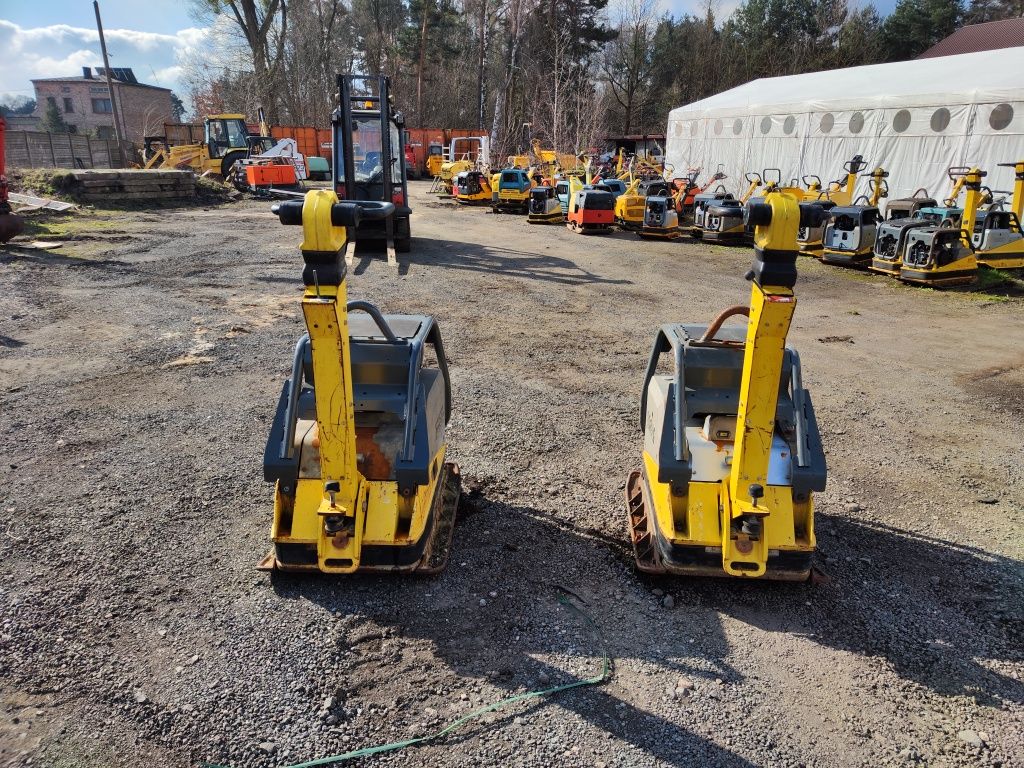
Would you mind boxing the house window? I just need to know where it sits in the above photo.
[64,98,74,113]
[92,98,113,113]
[47,96,56,107]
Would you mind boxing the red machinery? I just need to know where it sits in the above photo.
[0,116,25,243]
[566,188,615,233]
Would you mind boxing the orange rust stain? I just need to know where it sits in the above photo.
[356,425,392,480]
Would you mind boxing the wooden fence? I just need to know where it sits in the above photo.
[4,125,483,173]
[4,131,134,169]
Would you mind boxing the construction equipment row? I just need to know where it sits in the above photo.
[433,149,1024,287]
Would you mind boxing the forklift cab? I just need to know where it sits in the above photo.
[600,178,627,198]
[555,179,571,214]
[205,115,249,159]
[333,77,408,207]
[331,74,411,252]
[970,209,1023,251]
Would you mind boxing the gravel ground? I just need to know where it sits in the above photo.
[1,183,1022,768]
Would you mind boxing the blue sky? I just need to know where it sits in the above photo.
[1,0,903,106]
[0,0,202,103]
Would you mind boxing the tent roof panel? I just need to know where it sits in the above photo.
[668,48,1024,119]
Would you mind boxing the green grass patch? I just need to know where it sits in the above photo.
[973,265,1024,299]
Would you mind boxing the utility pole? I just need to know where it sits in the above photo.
[93,0,127,162]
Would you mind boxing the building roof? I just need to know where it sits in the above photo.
[918,18,1024,59]
[32,67,170,92]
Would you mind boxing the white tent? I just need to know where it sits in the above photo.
[665,48,1024,204]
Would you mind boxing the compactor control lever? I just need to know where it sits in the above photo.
[271,199,396,227]
[744,196,828,288]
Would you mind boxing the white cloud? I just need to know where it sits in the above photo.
[0,19,209,98]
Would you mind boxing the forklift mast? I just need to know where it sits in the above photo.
[333,74,409,209]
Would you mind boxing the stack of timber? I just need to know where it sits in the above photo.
[65,170,196,203]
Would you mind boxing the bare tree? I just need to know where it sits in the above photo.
[601,0,657,135]
[192,0,289,120]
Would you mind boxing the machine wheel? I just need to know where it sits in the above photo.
[220,150,247,178]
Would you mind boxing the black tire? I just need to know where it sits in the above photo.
[220,150,247,178]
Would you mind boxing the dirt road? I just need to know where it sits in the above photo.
[1,183,1021,768]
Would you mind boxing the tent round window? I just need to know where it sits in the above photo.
[760,116,772,134]
[819,113,834,133]
[714,119,723,136]
[930,108,950,132]
[893,110,911,133]
[732,118,743,135]
[990,104,1013,131]
[849,112,865,134]
[783,116,796,135]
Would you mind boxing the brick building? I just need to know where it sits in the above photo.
[32,67,172,143]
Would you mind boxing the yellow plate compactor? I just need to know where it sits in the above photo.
[262,191,460,574]
[626,189,828,580]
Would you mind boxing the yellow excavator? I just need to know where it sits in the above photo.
[626,187,827,580]
[143,113,266,177]
[261,191,460,573]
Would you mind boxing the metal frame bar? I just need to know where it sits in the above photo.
[279,305,452,466]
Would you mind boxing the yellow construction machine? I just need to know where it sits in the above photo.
[893,167,989,287]
[701,171,765,243]
[425,141,445,178]
[820,166,889,267]
[615,178,644,230]
[626,188,827,580]
[143,113,261,177]
[959,161,1024,270]
[261,191,460,573]
[454,169,494,205]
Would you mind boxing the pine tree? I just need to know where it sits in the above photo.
[41,101,70,133]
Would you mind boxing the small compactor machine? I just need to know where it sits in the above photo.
[262,191,460,573]
[625,188,827,580]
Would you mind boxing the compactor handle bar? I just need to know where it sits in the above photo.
[271,200,396,228]
[947,166,986,179]
[845,155,867,174]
